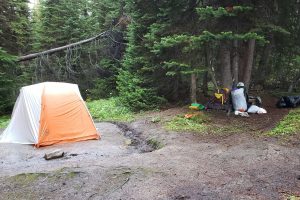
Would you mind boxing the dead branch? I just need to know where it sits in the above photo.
[18,31,109,62]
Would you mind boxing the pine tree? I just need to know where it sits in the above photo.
[0,0,31,113]
[30,0,126,99]
[0,48,17,114]
[0,0,31,54]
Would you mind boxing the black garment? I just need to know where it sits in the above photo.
[277,96,300,108]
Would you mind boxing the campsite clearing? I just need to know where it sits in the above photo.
[0,98,300,200]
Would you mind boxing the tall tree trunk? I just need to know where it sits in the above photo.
[256,42,272,86]
[232,40,239,86]
[172,74,179,101]
[288,74,300,93]
[243,39,256,90]
[203,44,210,95]
[239,41,247,82]
[220,41,232,89]
[202,72,209,96]
[204,44,218,90]
[191,73,197,103]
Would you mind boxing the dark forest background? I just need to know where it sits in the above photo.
[1,0,300,113]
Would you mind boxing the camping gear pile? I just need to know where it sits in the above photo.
[231,82,267,116]
[205,88,231,111]
[0,82,100,147]
[204,82,267,117]
[277,96,300,108]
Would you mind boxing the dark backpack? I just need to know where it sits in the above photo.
[277,96,300,108]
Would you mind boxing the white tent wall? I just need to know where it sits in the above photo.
[0,84,44,144]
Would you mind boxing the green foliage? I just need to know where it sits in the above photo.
[0,0,299,113]
[270,108,300,136]
[86,98,135,122]
[286,195,300,200]
[0,48,17,114]
[147,138,164,150]
[153,32,266,54]
[165,114,208,133]
[196,6,252,20]
[117,70,165,111]
[29,0,124,99]
[253,23,290,35]
[34,0,113,48]
[88,79,116,100]
[118,0,202,106]
[0,115,10,129]
[0,0,30,114]
[0,0,31,54]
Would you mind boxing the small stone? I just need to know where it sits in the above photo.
[44,149,64,160]
[124,139,132,145]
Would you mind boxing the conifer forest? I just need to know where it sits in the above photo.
[1,0,299,112]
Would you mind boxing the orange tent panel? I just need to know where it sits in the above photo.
[37,84,99,147]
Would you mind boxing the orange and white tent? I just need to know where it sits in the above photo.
[0,82,100,147]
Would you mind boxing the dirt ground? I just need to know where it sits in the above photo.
[0,98,300,200]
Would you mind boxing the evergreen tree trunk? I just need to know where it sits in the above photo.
[191,73,197,103]
[220,41,232,89]
[232,40,239,86]
[203,45,210,95]
[239,42,247,82]
[202,72,209,96]
[256,42,272,87]
[172,75,179,101]
[243,39,256,90]
[288,74,300,92]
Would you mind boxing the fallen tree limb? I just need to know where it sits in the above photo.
[18,31,109,62]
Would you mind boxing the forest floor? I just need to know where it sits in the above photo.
[0,96,300,200]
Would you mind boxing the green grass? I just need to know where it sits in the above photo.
[287,196,300,200]
[86,98,135,122]
[0,115,10,128]
[147,138,164,149]
[164,113,209,133]
[269,108,300,136]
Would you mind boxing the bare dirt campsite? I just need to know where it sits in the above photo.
[1,1,300,199]
[1,98,300,200]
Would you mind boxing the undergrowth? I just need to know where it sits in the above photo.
[165,113,209,133]
[147,138,164,150]
[269,108,300,136]
[86,98,135,122]
[0,115,10,128]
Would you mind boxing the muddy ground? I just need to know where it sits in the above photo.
[0,102,300,199]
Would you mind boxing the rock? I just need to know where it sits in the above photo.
[44,149,64,160]
[124,139,132,145]
[174,195,191,200]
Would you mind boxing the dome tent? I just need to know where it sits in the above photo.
[0,82,100,147]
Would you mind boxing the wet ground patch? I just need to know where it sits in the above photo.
[111,122,163,152]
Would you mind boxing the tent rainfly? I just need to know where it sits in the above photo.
[0,82,100,147]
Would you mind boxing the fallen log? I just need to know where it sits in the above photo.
[18,31,109,62]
